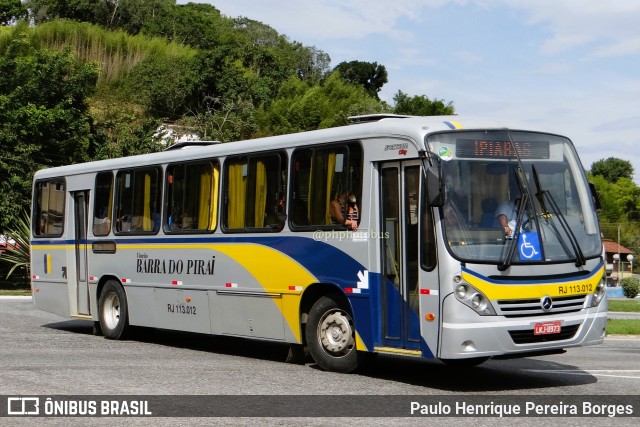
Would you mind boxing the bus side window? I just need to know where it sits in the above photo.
[93,172,113,236]
[224,152,287,232]
[165,160,219,233]
[33,179,66,237]
[115,167,161,235]
[290,142,362,229]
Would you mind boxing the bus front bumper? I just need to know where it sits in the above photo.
[438,295,608,360]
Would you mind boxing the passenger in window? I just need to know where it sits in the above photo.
[346,192,359,230]
[330,192,359,231]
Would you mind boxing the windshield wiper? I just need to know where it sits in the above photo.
[498,193,529,271]
[531,165,586,267]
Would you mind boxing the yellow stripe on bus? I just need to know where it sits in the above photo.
[33,241,368,348]
[462,266,604,300]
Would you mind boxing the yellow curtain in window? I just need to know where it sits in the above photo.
[210,165,219,230]
[228,163,246,228]
[143,173,151,231]
[254,160,267,228]
[324,152,336,224]
[198,166,212,230]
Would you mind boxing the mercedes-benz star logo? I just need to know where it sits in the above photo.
[541,296,553,311]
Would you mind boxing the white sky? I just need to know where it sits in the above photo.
[181,0,640,182]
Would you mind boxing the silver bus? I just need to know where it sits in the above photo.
[30,114,606,372]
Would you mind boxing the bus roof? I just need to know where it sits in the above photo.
[33,115,528,179]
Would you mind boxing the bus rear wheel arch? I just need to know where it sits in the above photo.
[305,294,359,373]
[98,280,129,340]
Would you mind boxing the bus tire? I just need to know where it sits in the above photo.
[98,280,129,340]
[306,295,358,373]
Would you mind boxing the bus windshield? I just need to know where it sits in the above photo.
[427,130,602,265]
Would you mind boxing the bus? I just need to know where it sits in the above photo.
[30,114,607,372]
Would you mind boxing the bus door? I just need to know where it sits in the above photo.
[72,191,90,315]
[380,162,421,349]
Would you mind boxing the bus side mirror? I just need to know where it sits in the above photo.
[426,165,444,207]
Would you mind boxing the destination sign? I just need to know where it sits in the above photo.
[455,139,550,159]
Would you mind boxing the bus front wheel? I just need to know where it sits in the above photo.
[306,295,359,373]
[98,280,129,340]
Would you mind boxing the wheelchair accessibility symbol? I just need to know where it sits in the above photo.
[518,232,542,260]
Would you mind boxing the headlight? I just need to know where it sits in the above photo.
[453,280,495,315]
[591,277,606,307]
[455,284,468,299]
[470,294,482,309]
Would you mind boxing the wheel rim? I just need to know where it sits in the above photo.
[318,309,355,357]
[103,292,120,330]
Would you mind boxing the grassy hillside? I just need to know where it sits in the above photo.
[2,20,197,84]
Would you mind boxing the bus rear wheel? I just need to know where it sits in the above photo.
[98,280,129,340]
[306,295,359,373]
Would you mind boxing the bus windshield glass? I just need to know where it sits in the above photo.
[427,130,602,264]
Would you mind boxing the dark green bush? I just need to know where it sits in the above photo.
[620,277,640,299]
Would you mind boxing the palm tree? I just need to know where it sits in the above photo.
[1,211,30,279]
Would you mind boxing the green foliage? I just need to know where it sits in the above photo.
[591,174,640,224]
[0,211,30,278]
[90,110,165,159]
[0,0,26,25]
[334,61,388,99]
[393,90,455,116]
[124,53,204,118]
[620,277,640,299]
[591,162,640,254]
[176,96,257,143]
[26,0,176,34]
[0,23,98,232]
[26,0,104,24]
[20,19,197,84]
[590,168,640,257]
[591,157,634,182]
[257,72,384,136]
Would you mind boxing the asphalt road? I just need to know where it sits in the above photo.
[1,297,639,426]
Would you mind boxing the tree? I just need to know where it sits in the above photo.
[392,90,455,116]
[25,0,177,32]
[590,157,634,182]
[334,60,388,99]
[176,96,257,143]
[124,53,205,119]
[0,0,26,25]
[90,105,165,160]
[256,72,384,136]
[0,24,98,232]
[25,0,105,24]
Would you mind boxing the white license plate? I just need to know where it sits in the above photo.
[534,321,562,335]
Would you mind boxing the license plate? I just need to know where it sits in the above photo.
[534,321,562,335]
